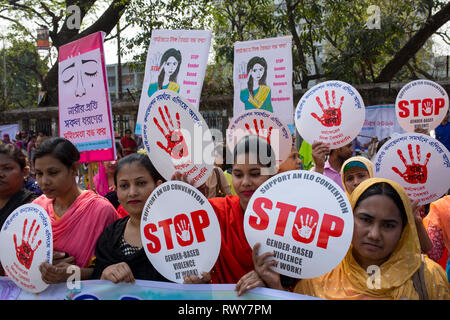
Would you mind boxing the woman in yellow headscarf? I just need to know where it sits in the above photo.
[249,178,448,299]
[340,157,432,253]
[340,156,373,198]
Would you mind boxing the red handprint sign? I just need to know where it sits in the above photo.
[244,118,273,145]
[153,105,189,160]
[392,144,431,184]
[13,219,42,269]
[311,90,344,127]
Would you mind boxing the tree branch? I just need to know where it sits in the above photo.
[375,2,450,82]
[0,15,36,40]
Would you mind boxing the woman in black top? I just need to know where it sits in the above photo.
[91,153,167,282]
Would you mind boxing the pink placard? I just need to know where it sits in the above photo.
[58,32,115,163]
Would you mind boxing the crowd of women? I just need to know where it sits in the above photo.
[0,127,448,299]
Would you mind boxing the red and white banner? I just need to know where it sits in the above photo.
[395,79,449,132]
[234,36,293,127]
[244,171,353,279]
[140,181,221,283]
[0,204,53,293]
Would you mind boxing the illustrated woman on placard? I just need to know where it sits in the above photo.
[148,48,182,98]
[240,56,273,112]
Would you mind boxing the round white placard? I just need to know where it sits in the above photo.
[140,181,221,283]
[226,109,292,165]
[295,80,365,149]
[0,204,53,293]
[395,79,449,132]
[244,170,353,279]
[142,90,214,187]
[373,133,450,205]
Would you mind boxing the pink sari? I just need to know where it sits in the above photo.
[33,190,118,268]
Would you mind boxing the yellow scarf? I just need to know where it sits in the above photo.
[295,178,449,299]
[248,85,270,109]
[340,156,374,199]
[166,81,180,92]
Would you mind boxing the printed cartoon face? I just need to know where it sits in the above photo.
[59,49,102,99]
[251,63,265,82]
[163,56,179,76]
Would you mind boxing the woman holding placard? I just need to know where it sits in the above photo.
[0,144,38,276]
[248,178,448,299]
[32,138,118,283]
[340,156,432,254]
[91,153,168,283]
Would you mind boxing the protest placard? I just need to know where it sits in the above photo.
[0,204,52,293]
[295,80,365,149]
[142,90,214,187]
[140,181,221,283]
[373,132,450,205]
[244,171,353,279]
[226,110,292,165]
[136,29,212,135]
[234,36,293,127]
[58,31,116,163]
[395,79,449,132]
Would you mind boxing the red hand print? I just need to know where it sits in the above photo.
[153,105,188,160]
[244,119,273,145]
[13,219,42,270]
[422,99,433,116]
[392,144,431,184]
[311,90,344,127]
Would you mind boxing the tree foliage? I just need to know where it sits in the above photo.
[0,37,49,110]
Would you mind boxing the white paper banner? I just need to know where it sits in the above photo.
[141,181,221,283]
[233,36,293,127]
[136,29,212,135]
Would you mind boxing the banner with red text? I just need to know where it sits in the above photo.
[233,36,293,127]
[136,29,212,135]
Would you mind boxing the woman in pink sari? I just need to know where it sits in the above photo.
[32,137,118,283]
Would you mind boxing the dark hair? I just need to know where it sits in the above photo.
[115,141,123,158]
[0,144,26,169]
[33,137,80,168]
[376,136,391,154]
[233,135,276,172]
[247,56,268,97]
[125,129,132,134]
[114,153,164,186]
[354,182,407,228]
[158,48,182,90]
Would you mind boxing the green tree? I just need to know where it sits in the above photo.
[0,38,48,110]
[0,0,131,106]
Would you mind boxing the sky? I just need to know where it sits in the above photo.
[0,4,449,67]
